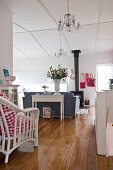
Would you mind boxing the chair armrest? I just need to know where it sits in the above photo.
[23,108,39,112]
[0,97,40,118]
[0,96,23,112]
[23,108,40,118]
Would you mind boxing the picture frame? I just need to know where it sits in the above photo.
[3,69,9,77]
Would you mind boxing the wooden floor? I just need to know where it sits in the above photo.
[0,107,113,170]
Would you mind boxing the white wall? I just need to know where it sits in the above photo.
[14,54,75,91]
[79,51,113,105]
[14,51,113,105]
[0,2,13,79]
[0,0,112,106]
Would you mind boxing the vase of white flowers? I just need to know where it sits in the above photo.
[47,65,68,95]
[53,79,61,95]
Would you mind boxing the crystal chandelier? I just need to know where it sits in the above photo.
[55,48,66,58]
[58,0,80,32]
[55,31,66,58]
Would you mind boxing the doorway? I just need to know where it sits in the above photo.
[96,64,113,91]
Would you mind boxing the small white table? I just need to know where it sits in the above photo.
[32,94,64,121]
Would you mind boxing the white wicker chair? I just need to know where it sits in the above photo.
[0,96,39,163]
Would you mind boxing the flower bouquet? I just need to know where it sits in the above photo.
[47,65,68,80]
[47,65,68,95]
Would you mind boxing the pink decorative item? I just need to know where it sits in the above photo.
[70,68,75,80]
[42,85,49,94]
[85,73,89,83]
[80,73,86,88]
[43,107,51,118]
[87,73,95,87]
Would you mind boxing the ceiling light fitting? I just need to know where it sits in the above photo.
[58,0,80,32]
[55,31,66,58]
[55,48,66,58]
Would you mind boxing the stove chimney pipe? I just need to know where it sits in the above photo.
[72,50,81,91]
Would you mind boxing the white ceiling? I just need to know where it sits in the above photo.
[3,0,113,58]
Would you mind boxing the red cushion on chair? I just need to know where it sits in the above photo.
[16,115,33,135]
[0,92,33,137]
[0,92,16,136]
[0,92,8,99]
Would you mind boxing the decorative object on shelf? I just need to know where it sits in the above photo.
[3,69,9,77]
[0,80,3,84]
[3,69,16,84]
[58,0,80,32]
[47,65,68,94]
[42,85,49,94]
[4,76,16,84]
[80,73,86,88]
[87,73,95,87]
[55,31,66,58]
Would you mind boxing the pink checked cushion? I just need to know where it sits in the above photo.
[0,92,16,136]
[16,115,33,136]
[0,92,8,99]
[0,92,33,137]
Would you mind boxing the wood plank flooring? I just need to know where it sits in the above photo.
[0,107,113,170]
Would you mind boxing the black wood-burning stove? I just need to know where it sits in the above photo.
[71,50,84,108]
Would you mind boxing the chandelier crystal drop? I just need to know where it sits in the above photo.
[58,0,80,32]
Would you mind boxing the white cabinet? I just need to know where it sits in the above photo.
[0,84,19,105]
[96,90,113,156]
